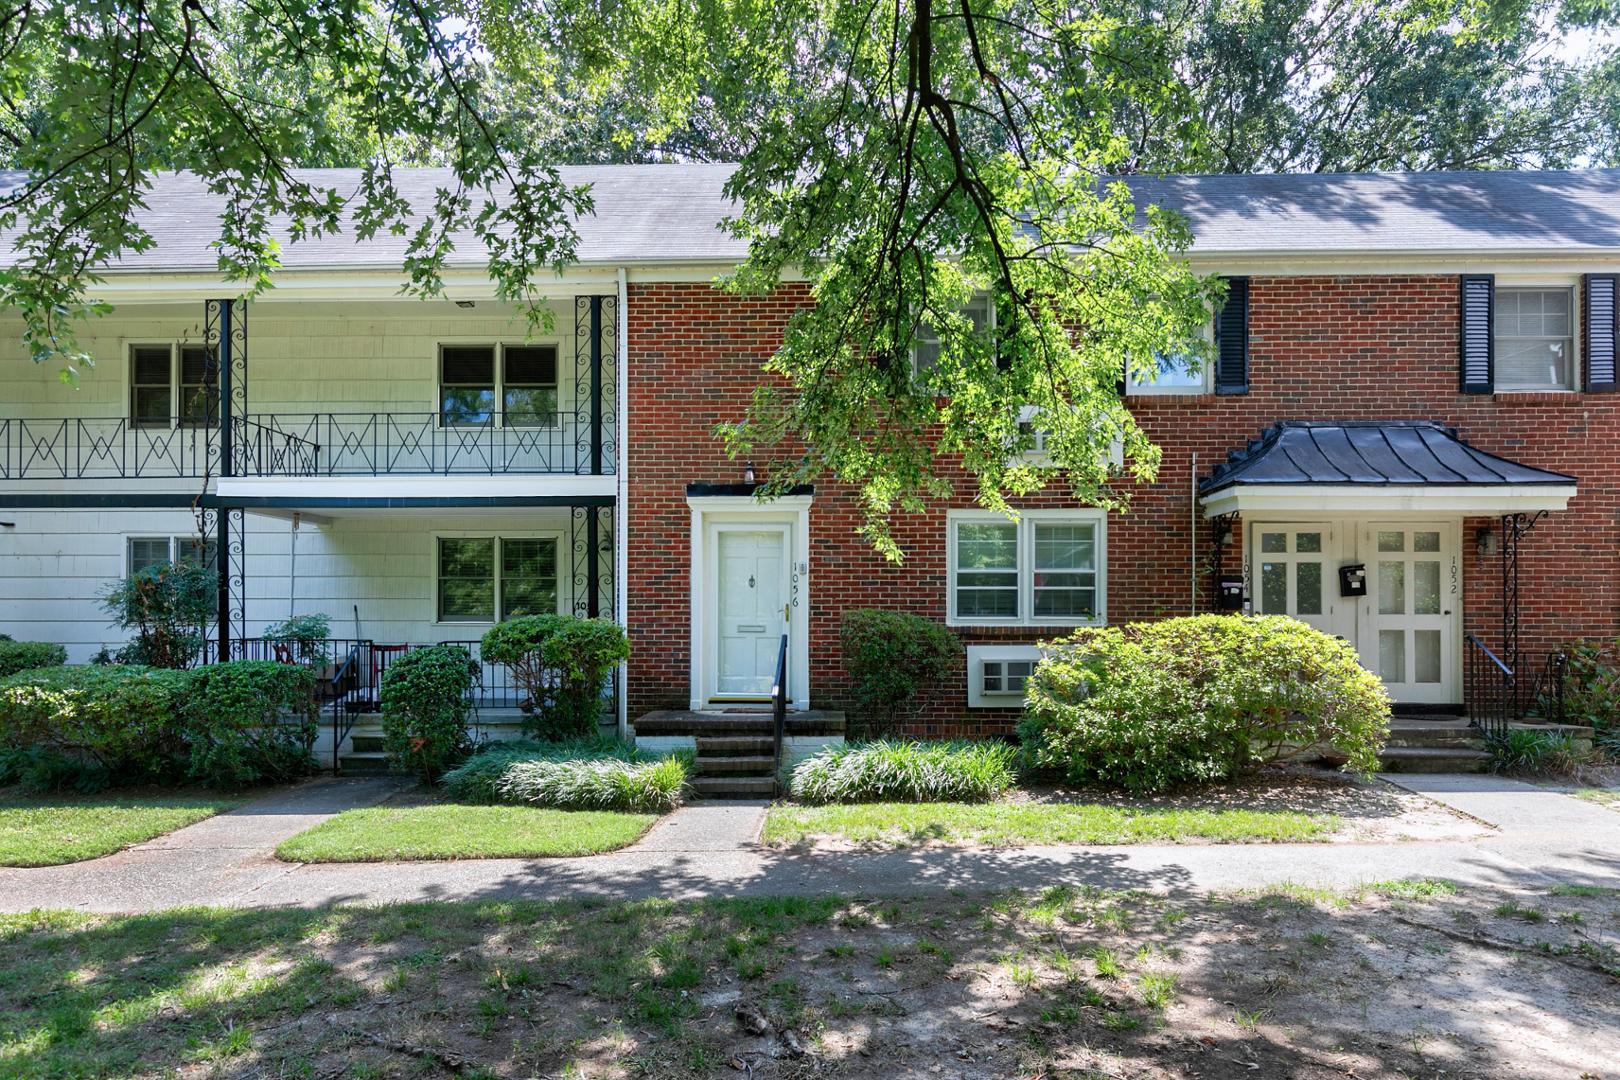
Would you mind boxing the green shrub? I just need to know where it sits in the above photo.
[441,736,641,803]
[380,646,479,781]
[496,755,690,813]
[0,665,189,782]
[481,615,629,740]
[99,559,215,669]
[262,614,333,665]
[0,641,67,680]
[181,661,319,788]
[1019,615,1390,794]
[788,739,1019,804]
[0,744,110,793]
[1484,728,1587,776]
[840,609,961,738]
[1540,639,1620,739]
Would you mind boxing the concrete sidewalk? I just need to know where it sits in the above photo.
[0,774,1615,914]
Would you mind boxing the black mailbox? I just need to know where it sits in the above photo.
[1339,563,1368,597]
[1216,575,1245,611]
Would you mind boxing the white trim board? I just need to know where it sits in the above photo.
[216,473,617,503]
[685,494,812,711]
[1201,484,1576,518]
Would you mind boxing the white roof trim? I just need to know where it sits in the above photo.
[1200,483,1576,519]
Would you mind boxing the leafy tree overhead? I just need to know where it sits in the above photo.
[2,0,1616,555]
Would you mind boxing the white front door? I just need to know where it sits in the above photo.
[1359,523,1459,705]
[1252,523,1350,640]
[711,526,789,699]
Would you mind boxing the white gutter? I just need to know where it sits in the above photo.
[615,266,630,740]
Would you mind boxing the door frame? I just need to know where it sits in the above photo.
[1355,520,1462,706]
[706,522,790,701]
[686,495,811,710]
[1245,515,1463,706]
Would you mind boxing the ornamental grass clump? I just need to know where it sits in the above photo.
[495,755,691,814]
[788,739,1019,804]
[1020,614,1390,794]
[440,736,641,804]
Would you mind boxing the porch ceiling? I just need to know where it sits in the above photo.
[1199,421,1577,518]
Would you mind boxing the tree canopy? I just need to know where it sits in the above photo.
[2,0,1616,555]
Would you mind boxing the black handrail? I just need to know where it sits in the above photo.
[1465,633,1515,739]
[770,631,789,791]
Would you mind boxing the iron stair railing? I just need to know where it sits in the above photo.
[770,631,789,792]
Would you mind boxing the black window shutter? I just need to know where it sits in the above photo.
[1213,276,1249,395]
[1459,275,1494,394]
[1584,273,1618,393]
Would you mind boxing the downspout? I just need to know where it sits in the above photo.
[289,512,300,619]
[1190,453,1198,616]
[615,267,630,740]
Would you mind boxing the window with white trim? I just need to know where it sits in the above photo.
[129,343,217,428]
[1126,315,1214,395]
[436,536,559,622]
[439,344,559,426]
[948,512,1105,625]
[127,535,217,574]
[1495,287,1576,391]
[980,658,1035,697]
[912,295,993,376]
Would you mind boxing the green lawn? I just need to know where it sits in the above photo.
[763,800,1340,847]
[0,794,242,867]
[275,803,658,862]
[1575,788,1619,810]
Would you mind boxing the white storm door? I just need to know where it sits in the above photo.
[1360,523,1459,705]
[711,526,789,699]
[1251,524,1344,639]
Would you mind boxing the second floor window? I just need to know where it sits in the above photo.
[1496,287,1575,391]
[1126,314,1214,396]
[130,343,216,428]
[912,295,992,377]
[439,344,559,426]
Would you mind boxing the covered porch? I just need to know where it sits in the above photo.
[1198,421,1577,729]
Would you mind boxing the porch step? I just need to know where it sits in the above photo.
[693,775,777,799]
[350,734,386,754]
[1377,746,1491,773]
[693,735,774,757]
[694,755,776,775]
[337,751,398,776]
[1385,720,1484,750]
[634,709,845,738]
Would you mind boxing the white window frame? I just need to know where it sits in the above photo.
[946,509,1107,628]
[1125,315,1215,396]
[1493,276,1581,394]
[127,341,217,429]
[967,644,1046,708]
[911,294,995,378]
[432,531,567,625]
[435,340,564,429]
[123,534,216,576]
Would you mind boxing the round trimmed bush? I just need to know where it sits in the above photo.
[0,664,189,782]
[0,640,67,680]
[1019,615,1389,793]
[380,645,480,781]
[481,615,628,740]
[840,609,961,738]
[182,660,319,788]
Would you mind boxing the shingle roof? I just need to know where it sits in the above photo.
[1199,421,1577,494]
[0,164,748,271]
[4,165,1619,272]
[1125,169,1620,254]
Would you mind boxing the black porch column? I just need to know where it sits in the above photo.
[589,295,605,476]
[207,299,246,659]
[586,509,601,618]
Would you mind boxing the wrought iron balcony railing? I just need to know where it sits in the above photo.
[1,411,614,481]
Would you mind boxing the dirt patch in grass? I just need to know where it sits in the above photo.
[767,769,1486,850]
[2,880,1616,1078]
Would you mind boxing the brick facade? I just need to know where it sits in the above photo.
[626,277,1619,736]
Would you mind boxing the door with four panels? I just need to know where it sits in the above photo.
[712,527,789,699]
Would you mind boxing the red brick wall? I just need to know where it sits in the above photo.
[626,277,1619,736]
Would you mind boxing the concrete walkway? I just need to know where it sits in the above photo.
[0,775,1615,914]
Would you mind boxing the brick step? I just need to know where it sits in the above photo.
[694,735,775,757]
[1377,746,1490,774]
[693,775,777,799]
[635,709,845,737]
[338,751,398,776]
[695,755,776,776]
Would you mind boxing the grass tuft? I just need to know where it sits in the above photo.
[788,740,1020,804]
[442,740,691,813]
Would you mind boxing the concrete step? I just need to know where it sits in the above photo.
[1378,746,1491,774]
[635,709,845,737]
[1386,723,1484,750]
[695,755,776,776]
[693,775,777,799]
[349,734,386,753]
[338,751,398,776]
[694,735,775,757]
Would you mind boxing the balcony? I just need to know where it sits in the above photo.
[1,411,614,481]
